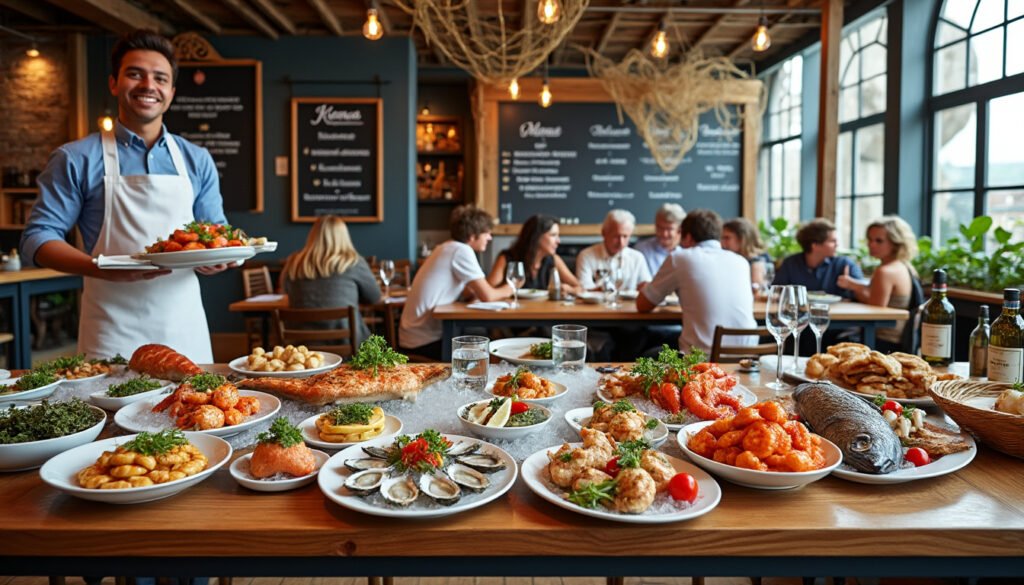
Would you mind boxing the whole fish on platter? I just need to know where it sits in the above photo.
[238,363,450,406]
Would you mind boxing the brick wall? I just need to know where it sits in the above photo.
[0,37,70,181]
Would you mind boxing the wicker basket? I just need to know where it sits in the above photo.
[929,379,1024,459]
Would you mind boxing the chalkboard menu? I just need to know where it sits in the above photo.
[291,98,382,223]
[165,61,263,212]
[496,102,742,226]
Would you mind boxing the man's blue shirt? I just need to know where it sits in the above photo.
[772,253,863,298]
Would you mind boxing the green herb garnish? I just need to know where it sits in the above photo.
[257,417,304,448]
[529,341,552,359]
[505,366,529,390]
[1013,381,1023,392]
[327,403,375,426]
[10,369,58,392]
[611,400,637,414]
[592,400,607,411]
[106,376,164,398]
[559,452,572,463]
[120,429,188,456]
[183,373,226,393]
[645,419,659,430]
[0,399,103,444]
[615,439,651,469]
[348,335,408,376]
[631,345,707,396]
[44,354,85,372]
[631,357,665,398]
[92,354,127,366]
[488,397,505,412]
[567,479,617,509]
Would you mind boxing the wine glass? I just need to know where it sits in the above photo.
[506,261,526,308]
[789,285,810,373]
[809,302,832,357]
[379,259,395,298]
[605,266,624,308]
[764,285,795,393]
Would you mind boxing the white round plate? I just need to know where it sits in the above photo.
[0,369,9,380]
[831,422,977,484]
[595,383,758,431]
[133,246,256,269]
[761,355,935,407]
[0,377,62,404]
[517,288,549,300]
[487,377,567,405]
[489,337,554,367]
[563,406,668,448]
[577,291,604,304]
[618,290,639,300]
[807,292,843,304]
[318,433,518,519]
[114,390,281,438]
[89,381,174,411]
[457,399,552,440]
[228,351,343,378]
[299,413,403,450]
[230,449,330,492]
[521,442,721,523]
[678,421,843,490]
[39,432,231,504]
[59,372,110,386]
[0,405,106,472]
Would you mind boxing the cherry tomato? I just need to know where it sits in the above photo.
[882,400,903,417]
[905,447,931,467]
[510,401,529,415]
[668,473,699,503]
[604,456,621,477]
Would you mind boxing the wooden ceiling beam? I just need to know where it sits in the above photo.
[42,0,174,35]
[594,11,623,54]
[0,0,59,24]
[690,0,751,52]
[220,0,279,39]
[251,0,297,36]
[166,0,222,35]
[307,0,343,36]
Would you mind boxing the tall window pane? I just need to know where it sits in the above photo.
[759,54,803,224]
[933,191,975,242]
[933,0,1021,95]
[987,92,1024,188]
[933,103,976,190]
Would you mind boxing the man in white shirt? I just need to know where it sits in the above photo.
[399,206,512,359]
[638,209,756,354]
[576,209,652,291]
[633,203,685,275]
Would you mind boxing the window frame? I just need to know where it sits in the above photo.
[759,55,804,225]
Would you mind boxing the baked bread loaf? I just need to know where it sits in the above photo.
[129,344,203,381]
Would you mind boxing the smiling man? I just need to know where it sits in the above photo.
[21,29,231,363]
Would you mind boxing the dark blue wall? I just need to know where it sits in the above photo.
[87,35,418,332]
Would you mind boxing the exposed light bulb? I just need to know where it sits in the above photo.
[363,8,383,40]
[26,43,39,58]
[508,78,521,100]
[651,29,669,59]
[752,16,772,52]
[537,0,562,25]
[420,103,431,116]
[539,81,552,108]
[98,115,114,132]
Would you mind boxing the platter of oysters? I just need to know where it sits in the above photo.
[317,430,517,518]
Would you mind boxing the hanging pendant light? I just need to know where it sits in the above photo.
[650,22,669,60]
[751,15,771,52]
[508,78,521,100]
[539,63,552,108]
[25,42,40,58]
[363,8,384,40]
[537,0,562,25]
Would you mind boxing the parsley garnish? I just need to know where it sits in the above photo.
[106,376,164,397]
[348,335,408,375]
[92,354,127,366]
[327,403,375,426]
[592,400,607,411]
[44,354,85,372]
[631,345,707,396]
[11,369,58,392]
[257,417,304,448]
[611,400,637,414]
[567,479,617,508]
[529,341,552,359]
[505,366,529,390]
[645,419,659,430]
[184,373,226,393]
[559,452,573,463]
[121,430,188,456]
[615,439,651,469]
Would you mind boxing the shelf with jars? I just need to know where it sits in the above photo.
[0,188,39,229]
[416,116,464,204]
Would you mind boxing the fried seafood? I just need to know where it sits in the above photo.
[78,431,207,489]
[153,374,258,431]
[804,343,960,399]
[613,467,657,514]
[589,401,648,442]
[492,368,556,399]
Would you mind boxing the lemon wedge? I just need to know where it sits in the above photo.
[486,398,512,427]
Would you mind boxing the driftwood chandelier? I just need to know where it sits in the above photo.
[393,0,589,87]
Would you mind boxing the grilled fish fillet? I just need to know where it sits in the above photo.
[238,363,450,405]
[903,421,972,456]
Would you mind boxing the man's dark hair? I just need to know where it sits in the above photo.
[796,218,836,253]
[450,205,494,243]
[680,209,722,243]
[110,29,178,85]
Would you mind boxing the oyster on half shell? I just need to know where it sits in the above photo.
[380,475,419,506]
[418,472,462,505]
[343,468,388,496]
[446,462,490,493]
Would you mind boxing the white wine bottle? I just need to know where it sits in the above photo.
[968,305,989,378]
[920,269,956,365]
[988,288,1024,383]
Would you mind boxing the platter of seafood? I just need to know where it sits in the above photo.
[564,401,669,448]
[132,222,275,269]
[521,429,721,523]
[486,367,567,404]
[318,431,517,518]
[39,430,231,504]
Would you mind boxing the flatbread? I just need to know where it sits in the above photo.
[238,363,450,405]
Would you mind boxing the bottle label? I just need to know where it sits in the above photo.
[920,323,953,358]
[988,346,1024,383]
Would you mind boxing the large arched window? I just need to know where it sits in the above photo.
[758,55,802,225]
[835,12,887,249]
[930,0,1024,243]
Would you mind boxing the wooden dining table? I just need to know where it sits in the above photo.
[433,299,909,360]
[1,363,1022,580]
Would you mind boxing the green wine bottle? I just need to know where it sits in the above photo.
[988,288,1024,383]
[920,269,955,366]
[968,305,990,377]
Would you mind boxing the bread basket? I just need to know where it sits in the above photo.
[929,379,1024,459]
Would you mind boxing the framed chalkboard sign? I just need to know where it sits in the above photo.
[290,97,383,223]
[164,60,264,212]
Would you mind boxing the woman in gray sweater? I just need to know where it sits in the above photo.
[281,215,382,346]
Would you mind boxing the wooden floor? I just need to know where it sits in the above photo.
[0,577,996,585]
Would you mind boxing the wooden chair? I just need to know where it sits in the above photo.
[273,306,358,358]
[710,325,777,363]
[364,259,413,336]
[242,266,274,350]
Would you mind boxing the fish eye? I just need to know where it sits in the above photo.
[851,433,873,452]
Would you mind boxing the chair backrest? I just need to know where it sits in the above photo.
[710,325,778,363]
[243,266,273,298]
[274,306,357,357]
[371,259,413,290]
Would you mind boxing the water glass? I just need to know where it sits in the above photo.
[789,285,810,373]
[809,302,831,356]
[764,285,795,393]
[506,261,526,309]
[451,335,489,391]
[552,324,587,372]
[604,266,623,308]
[379,259,395,297]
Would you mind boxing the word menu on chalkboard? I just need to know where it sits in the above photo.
[291,98,382,223]
[165,61,263,212]
[497,102,741,226]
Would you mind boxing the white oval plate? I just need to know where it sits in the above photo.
[319,433,517,519]
[40,432,231,504]
[831,422,977,484]
[0,377,62,404]
[133,246,256,269]
[489,337,554,367]
[0,370,10,380]
[577,291,604,304]
[0,405,107,472]
[114,390,281,438]
[487,377,568,405]
[457,399,552,440]
[595,383,758,431]
[59,372,110,386]
[89,381,174,411]
[516,288,549,300]
[677,421,843,490]
[230,449,330,492]
[563,406,668,448]
[807,292,843,304]
[521,442,721,523]
[299,413,403,450]
[228,351,343,378]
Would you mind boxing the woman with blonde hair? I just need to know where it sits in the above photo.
[721,217,771,290]
[281,215,381,345]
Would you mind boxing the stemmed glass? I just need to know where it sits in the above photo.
[764,285,795,393]
[379,259,395,298]
[789,285,810,372]
[809,302,832,356]
[605,266,624,308]
[506,261,526,308]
